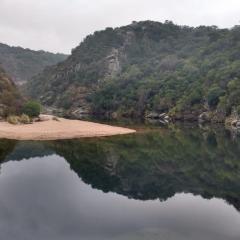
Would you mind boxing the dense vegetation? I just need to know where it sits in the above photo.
[22,100,41,118]
[0,43,67,85]
[0,66,23,117]
[26,21,240,121]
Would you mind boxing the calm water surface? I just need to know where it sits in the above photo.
[0,125,240,240]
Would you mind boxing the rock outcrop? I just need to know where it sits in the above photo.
[198,112,212,124]
[145,112,170,123]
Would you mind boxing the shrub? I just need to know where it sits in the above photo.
[207,87,225,108]
[236,105,240,116]
[216,96,231,116]
[7,115,19,125]
[22,101,41,117]
[19,114,31,124]
[188,89,202,106]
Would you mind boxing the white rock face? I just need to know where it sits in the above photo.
[105,49,121,77]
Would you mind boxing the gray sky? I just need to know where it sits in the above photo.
[1,0,240,54]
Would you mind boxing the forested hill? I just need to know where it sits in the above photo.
[0,43,68,85]
[0,66,22,117]
[25,21,240,121]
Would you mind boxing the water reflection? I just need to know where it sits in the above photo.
[0,125,240,239]
[52,126,240,211]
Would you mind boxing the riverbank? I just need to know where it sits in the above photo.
[0,115,136,140]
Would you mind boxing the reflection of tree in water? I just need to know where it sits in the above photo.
[5,141,54,161]
[0,125,240,211]
[0,139,17,173]
[52,126,240,211]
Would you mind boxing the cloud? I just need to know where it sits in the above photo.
[0,0,240,53]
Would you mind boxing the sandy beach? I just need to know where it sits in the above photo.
[0,115,136,140]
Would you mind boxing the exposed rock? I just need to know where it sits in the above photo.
[225,111,240,129]
[170,109,202,122]
[199,112,211,123]
[231,119,240,128]
[145,112,170,124]
[68,107,90,119]
[111,112,118,119]
[211,110,226,123]
[105,48,121,77]
[159,113,167,118]
[231,119,238,127]
[198,110,226,124]
[39,115,51,122]
[32,117,40,122]
[42,106,65,116]
[52,116,60,121]
[145,112,160,119]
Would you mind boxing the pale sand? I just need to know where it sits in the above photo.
[0,115,136,141]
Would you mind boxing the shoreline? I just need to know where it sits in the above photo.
[0,115,136,141]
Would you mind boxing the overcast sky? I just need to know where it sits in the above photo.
[1,0,240,54]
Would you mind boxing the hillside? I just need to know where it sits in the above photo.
[25,21,240,121]
[0,43,67,85]
[0,66,22,117]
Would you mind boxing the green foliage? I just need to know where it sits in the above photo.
[0,43,67,84]
[0,67,23,117]
[227,78,240,109]
[25,21,240,119]
[236,105,240,115]
[188,89,203,106]
[22,101,41,117]
[207,86,225,108]
[0,140,16,163]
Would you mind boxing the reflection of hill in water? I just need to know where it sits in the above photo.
[4,141,54,161]
[0,139,17,163]
[1,126,240,211]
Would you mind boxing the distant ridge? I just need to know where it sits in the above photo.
[0,42,68,85]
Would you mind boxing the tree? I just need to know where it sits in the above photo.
[22,101,41,117]
[207,86,225,108]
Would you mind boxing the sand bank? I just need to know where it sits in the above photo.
[0,115,136,140]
